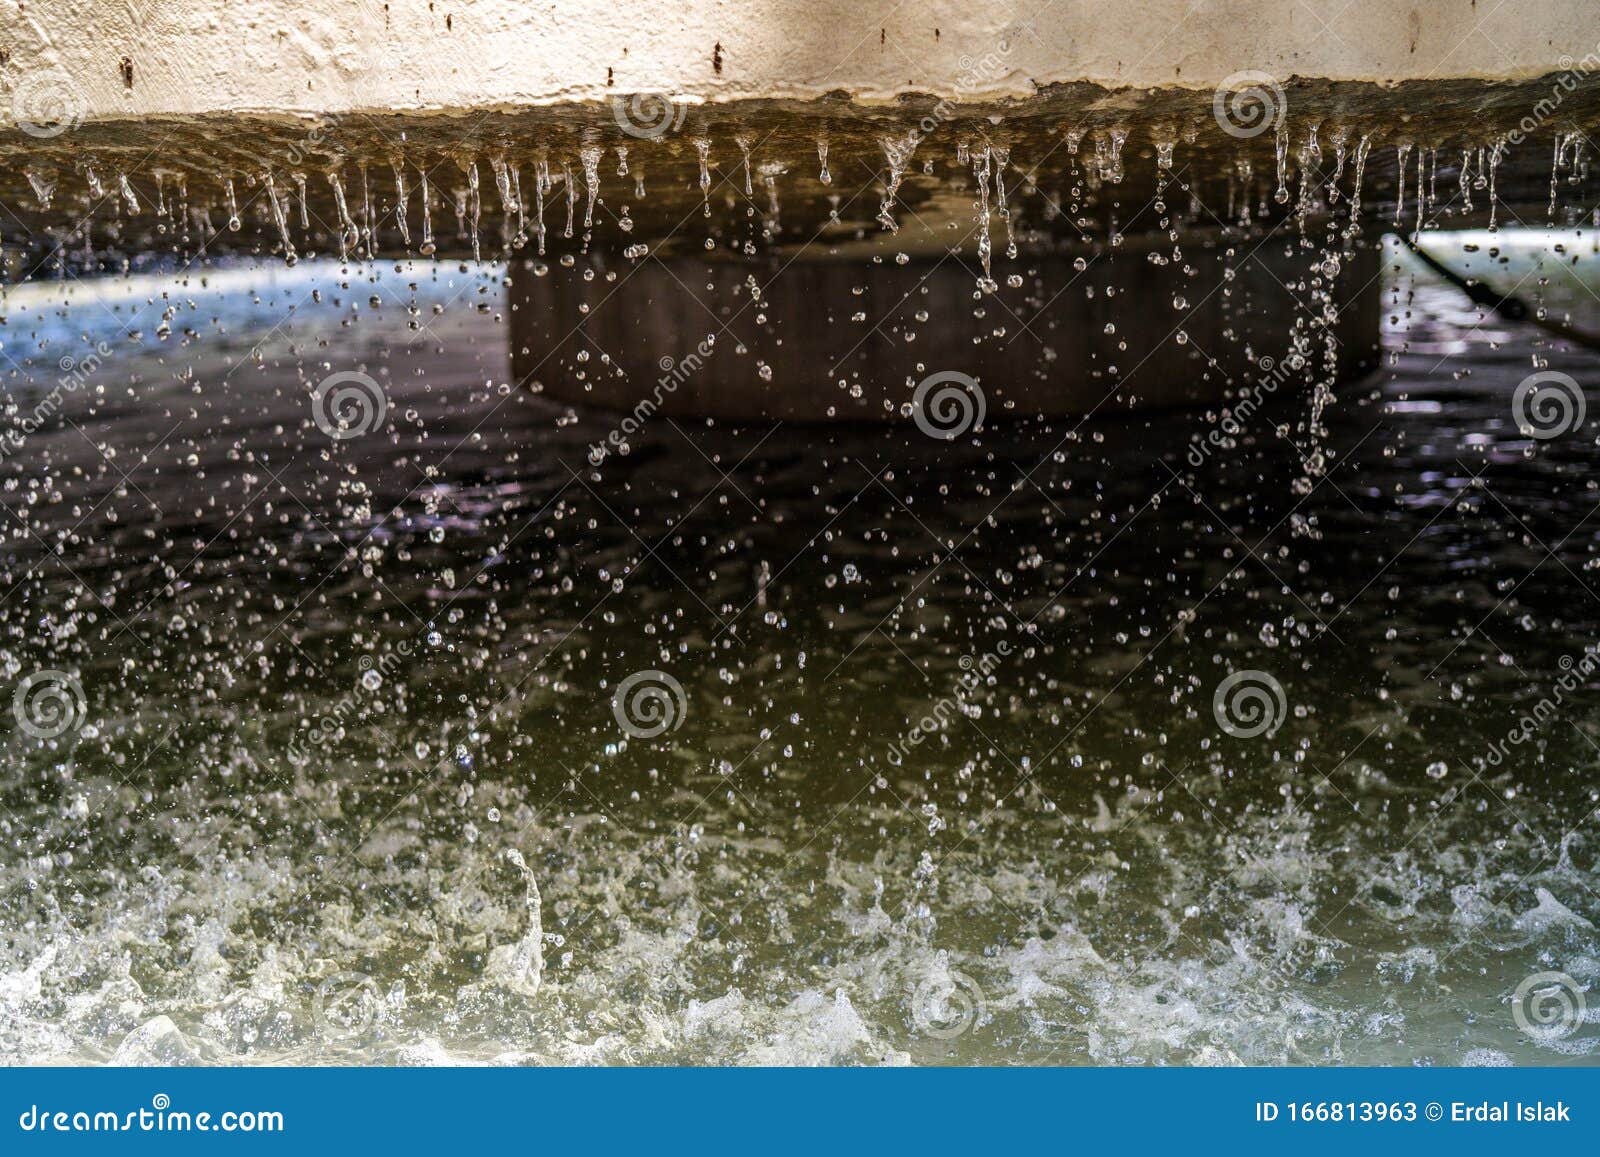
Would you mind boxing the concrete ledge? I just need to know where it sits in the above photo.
[0,1,1595,124]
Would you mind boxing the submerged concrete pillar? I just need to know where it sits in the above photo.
[510,240,1380,422]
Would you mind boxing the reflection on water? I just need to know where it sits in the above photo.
[3,237,1600,1065]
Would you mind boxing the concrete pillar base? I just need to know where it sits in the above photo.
[510,240,1380,422]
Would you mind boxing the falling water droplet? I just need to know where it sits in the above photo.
[1274,121,1290,204]
[24,166,55,209]
[878,132,917,233]
[1393,143,1412,226]
[263,171,297,266]
[562,160,576,239]
[327,170,360,259]
[465,159,483,262]
[735,134,753,196]
[971,143,997,293]
[419,171,437,255]
[390,157,412,247]
[694,138,713,218]
[580,144,602,231]
[119,172,140,216]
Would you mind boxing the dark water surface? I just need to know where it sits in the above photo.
[2,236,1600,1064]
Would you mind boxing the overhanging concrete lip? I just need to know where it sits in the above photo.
[0,0,1595,124]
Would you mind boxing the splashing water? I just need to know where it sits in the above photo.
[0,91,1598,1067]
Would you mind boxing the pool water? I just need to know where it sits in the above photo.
[2,236,1600,1065]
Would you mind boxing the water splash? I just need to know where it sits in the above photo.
[877,132,918,232]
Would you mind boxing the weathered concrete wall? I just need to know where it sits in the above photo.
[0,0,1593,123]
